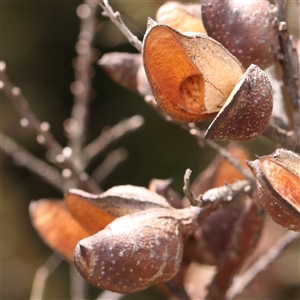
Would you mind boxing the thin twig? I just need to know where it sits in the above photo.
[30,253,63,300]
[81,115,144,167]
[68,1,98,159]
[98,0,143,52]
[70,264,87,300]
[1,132,65,192]
[91,148,128,184]
[274,0,300,125]
[181,123,255,182]
[226,230,300,300]
[0,62,101,193]
[183,168,252,208]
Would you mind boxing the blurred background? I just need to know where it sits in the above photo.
[1,0,299,299]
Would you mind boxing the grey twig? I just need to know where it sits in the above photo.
[226,230,300,300]
[68,1,99,159]
[274,0,300,125]
[91,148,128,184]
[30,253,63,300]
[1,132,65,192]
[98,0,143,52]
[0,62,101,193]
[81,115,144,167]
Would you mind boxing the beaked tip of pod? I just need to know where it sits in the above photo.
[147,17,157,29]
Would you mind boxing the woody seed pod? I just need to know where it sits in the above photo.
[201,0,279,69]
[74,207,199,293]
[247,149,300,231]
[205,64,273,141]
[143,21,244,123]
[65,185,171,233]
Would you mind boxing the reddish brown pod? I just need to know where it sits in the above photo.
[74,207,199,293]
[205,64,273,142]
[201,0,279,69]
[247,149,300,231]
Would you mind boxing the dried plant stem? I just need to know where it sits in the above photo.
[98,0,142,52]
[81,115,144,167]
[0,62,100,193]
[0,132,65,192]
[226,230,300,300]
[68,1,98,157]
[30,253,63,300]
[70,264,87,300]
[184,169,252,207]
[91,148,128,184]
[181,123,254,182]
[274,0,300,125]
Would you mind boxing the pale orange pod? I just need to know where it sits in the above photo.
[29,199,89,261]
[247,148,300,231]
[156,1,206,34]
[143,21,244,123]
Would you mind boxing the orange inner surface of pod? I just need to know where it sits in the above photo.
[145,26,205,119]
[65,193,116,234]
[30,200,89,261]
[262,159,300,207]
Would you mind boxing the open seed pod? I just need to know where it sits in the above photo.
[65,185,171,233]
[74,207,199,293]
[247,149,300,231]
[29,200,89,261]
[143,21,244,123]
[201,0,279,69]
[205,64,273,142]
[156,1,206,34]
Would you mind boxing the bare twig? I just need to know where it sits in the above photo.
[81,115,144,167]
[98,0,143,52]
[184,168,252,208]
[91,148,128,184]
[274,0,300,125]
[70,265,87,300]
[0,62,101,193]
[1,132,65,192]
[181,123,254,182]
[226,230,300,300]
[30,253,63,300]
[68,1,99,159]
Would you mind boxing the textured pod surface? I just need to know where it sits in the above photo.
[205,64,273,141]
[143,22,243,122]
[201,0,279,69]
[29,200,89,261]
[247,149,300,231]
[156,1,206,33]
[66,185,171,230]
[74,207,198,293]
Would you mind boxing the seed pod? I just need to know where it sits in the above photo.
[143,21,244,123]
[29,200,89,261]
[156,1,206,34]
[247,149,300,231]
[65,185,171,234]
[201,0,279,69]
[74,207,199,293]
[205,64,273,141]
[98,52,142,92]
